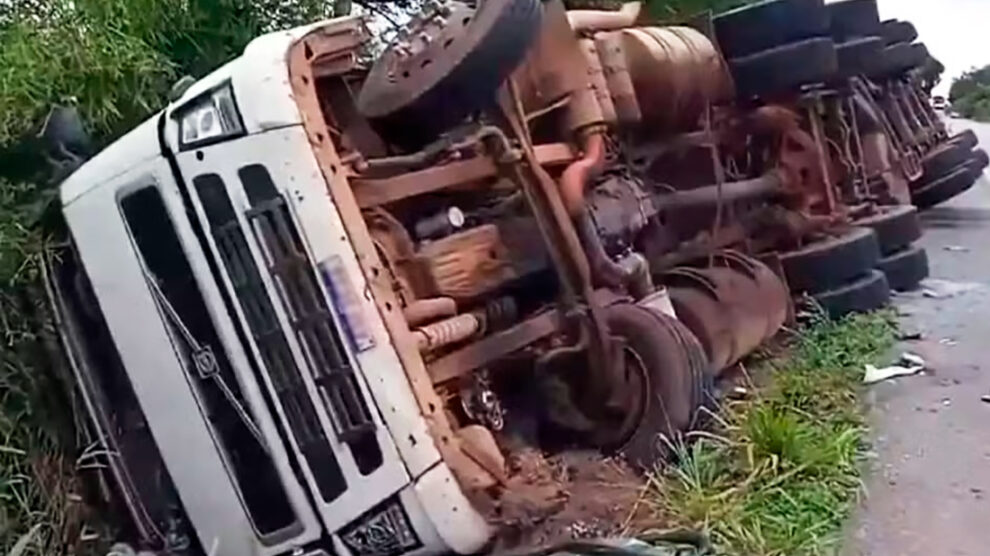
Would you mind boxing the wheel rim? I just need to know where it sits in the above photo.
[589,344,649,449]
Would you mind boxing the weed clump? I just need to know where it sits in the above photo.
[645,311,896,555]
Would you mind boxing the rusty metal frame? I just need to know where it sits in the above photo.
[352,143,575,208]
[287,25,479,475]
[427,310,562,385]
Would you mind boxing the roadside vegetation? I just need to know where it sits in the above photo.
[646,311,897,555]
[949,64,990,122]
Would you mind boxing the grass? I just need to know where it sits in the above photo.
[643,310,897,555]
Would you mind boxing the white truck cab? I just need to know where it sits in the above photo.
[51,1,787,553]
[57,16,489,556]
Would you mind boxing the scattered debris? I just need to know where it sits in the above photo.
[902,353,925,367]
[864,353,926,384]
[944,245,970,253]
[729,386,750,399]
[921,278,983,299]
[898,330,924,341]
[482,450,649,552]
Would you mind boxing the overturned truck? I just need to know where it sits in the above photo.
[42,0,969,554]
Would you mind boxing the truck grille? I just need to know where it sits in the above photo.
[239,165,383,475]
[194,174,348,501]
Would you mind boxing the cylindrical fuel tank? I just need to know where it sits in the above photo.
[612,26,733,132]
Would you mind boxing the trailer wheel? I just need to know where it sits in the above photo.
[877,42,926,77]
[730,38,838,98]
[811,270,891,318]
[780,227,881,294]
[827,0,881,40]
[967,148,989,175]
[358,0,542,150]
[881,19,918,45]
[913,166,977,210]
[855,205,922,255]
[714,0,829,58]
[877,245,929,291]
[948,129,978,150]
[603,304,702,469]
[836,36,884,78]
[922,143,972,178]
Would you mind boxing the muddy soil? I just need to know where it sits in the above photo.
[471,449,652,552]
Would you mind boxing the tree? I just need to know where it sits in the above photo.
[949,64,990,122]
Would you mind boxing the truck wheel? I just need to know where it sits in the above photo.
[855,205,922,255]
[730,38,838,98]
[812,270,891,318]
[358,0,542,150]
[827,0,881,40]
[881,19,918,45]
[922,143,972,178]
[780,227,881,294]
[948,129,978,150]
[652,307,713,413]
[967,148,989,174]
[877,42,925,77]
[913,166,977,210]
[877,245,929,291]
[604,304,703,469]
[836,36,884,78]
[714,0,829,58]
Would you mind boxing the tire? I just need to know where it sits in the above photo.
[855,205,922,255]
[836,36,884,78]
[358,0,542,150]
[604,304,700,469]
[648,307,713,413]
[881,19,918,45]
[913,166,977,209]
[948,129,978,150]
[877,245,929,291]
[878,42,925,77]
[922,143,972,177]
[812,270,891,318]
[714,0,829,58]
[967,148,989,174]
[827,0,881,40]
[730,38,838,98]
[780,227,881,294]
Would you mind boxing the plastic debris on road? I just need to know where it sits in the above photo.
[864,353,926,384]
[921,279,983,299]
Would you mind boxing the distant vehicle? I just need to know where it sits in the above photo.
[933,95,948,111]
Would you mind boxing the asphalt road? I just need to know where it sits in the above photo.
[846,119,990,555]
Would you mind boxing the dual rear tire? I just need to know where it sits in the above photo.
[601,303,710,469]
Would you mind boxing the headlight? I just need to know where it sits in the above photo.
[175,83,244,149]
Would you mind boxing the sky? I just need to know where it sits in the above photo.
[874,0,990,96]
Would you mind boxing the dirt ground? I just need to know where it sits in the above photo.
[845,119,990,556]
[475,449,651,552]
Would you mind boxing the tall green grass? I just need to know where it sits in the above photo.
[645,311,896,555]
